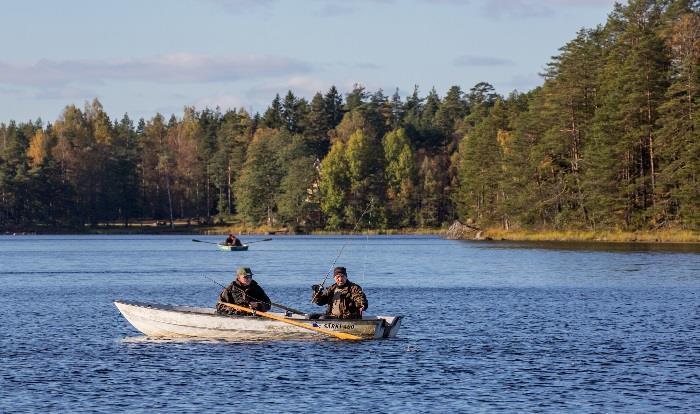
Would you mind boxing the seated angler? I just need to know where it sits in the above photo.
[216,267,271,315]
[224,233,243,247]
[311,266,368,319]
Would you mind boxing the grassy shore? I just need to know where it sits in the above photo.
[4,221,699,244]
[482,228,700,243]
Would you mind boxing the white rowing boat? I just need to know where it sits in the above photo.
[217,243,249,251]
[114,300,402,340]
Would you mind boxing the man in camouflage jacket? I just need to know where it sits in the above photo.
[311,266,368,319]
[216,267,271,315]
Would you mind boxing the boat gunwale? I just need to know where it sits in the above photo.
[115,300,393,321]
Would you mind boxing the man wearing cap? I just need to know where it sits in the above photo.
[311,266,368,319]
[216,267,272,315]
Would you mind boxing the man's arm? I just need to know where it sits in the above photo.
[351,285,368,311]
[311,285,330,305]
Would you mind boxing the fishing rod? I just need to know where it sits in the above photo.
[203,275,307,315]
[311,199,374,302]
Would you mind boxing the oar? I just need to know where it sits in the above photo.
[192,238,271,245]
[245,238,272,244]
[219,302,363,341]
[192,239,218,245]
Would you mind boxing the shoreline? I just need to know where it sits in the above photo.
[481,229,700,244]
[3,225,700,244]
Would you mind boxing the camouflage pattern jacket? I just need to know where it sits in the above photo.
[312,281,368,319]
[216,279,271,315]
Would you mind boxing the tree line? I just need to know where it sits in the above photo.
[1,0,698,232]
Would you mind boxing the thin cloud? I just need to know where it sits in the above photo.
[202,0,279,13]
[479,0,616,18]
[0,54,312,87]
[34,85,99,100]
[202,0,612,19]
[318,3,357,17]
[454,55,516,67]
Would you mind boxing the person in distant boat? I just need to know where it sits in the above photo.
[224,233,243,246]
[216,267,271,315]
[311,266,368,319]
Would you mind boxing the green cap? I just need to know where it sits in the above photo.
[237,267,253,276]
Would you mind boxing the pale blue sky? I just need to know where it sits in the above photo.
[0,0,616,123]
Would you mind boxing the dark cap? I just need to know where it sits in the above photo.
[333,266,347,276]
[237,267,253,276]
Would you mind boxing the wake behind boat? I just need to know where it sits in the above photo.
[114,300,402,340]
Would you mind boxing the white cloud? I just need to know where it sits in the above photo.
[0,54,312,87]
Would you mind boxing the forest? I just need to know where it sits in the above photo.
[1,0,699,233]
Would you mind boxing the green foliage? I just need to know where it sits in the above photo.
[2,1,700,233]
[319,141,349,229]
[345,129,387,227]
[383,128,417,226]
[236,128,285,225]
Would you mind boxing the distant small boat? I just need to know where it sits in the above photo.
[114,300,402,340]
[217,243,249,251]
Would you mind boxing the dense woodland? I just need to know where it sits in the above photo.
[1,0,699,232]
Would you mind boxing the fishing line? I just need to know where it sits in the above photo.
[312,199,374,302]
[361,205,372,285]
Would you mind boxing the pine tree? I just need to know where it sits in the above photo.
[236,128,285,226]
[262,94,284,129]
[654,5,700,227]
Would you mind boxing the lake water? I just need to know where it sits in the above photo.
[2,235,700,413]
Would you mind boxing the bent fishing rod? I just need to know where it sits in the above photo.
[203,275,306,315]
[311,199,374,302]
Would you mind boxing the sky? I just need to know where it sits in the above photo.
[0,0,618,124]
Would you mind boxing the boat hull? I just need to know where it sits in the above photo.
[217,244,249,251]
[114,300,401,340]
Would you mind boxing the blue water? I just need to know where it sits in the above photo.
[2,235,700,413]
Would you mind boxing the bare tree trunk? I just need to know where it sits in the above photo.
[206,164,211,219]
[227,163,232,214]
[166,176,174,229]
[646,87,656,209]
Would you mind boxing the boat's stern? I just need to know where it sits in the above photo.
[378,315,402,338]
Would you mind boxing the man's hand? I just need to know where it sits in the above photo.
[311,284,321,292]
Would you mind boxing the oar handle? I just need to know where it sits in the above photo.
[219,303,362,340]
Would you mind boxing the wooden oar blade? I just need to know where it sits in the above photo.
[219,302,362,341]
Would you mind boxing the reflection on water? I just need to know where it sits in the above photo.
[2,235,700,412]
